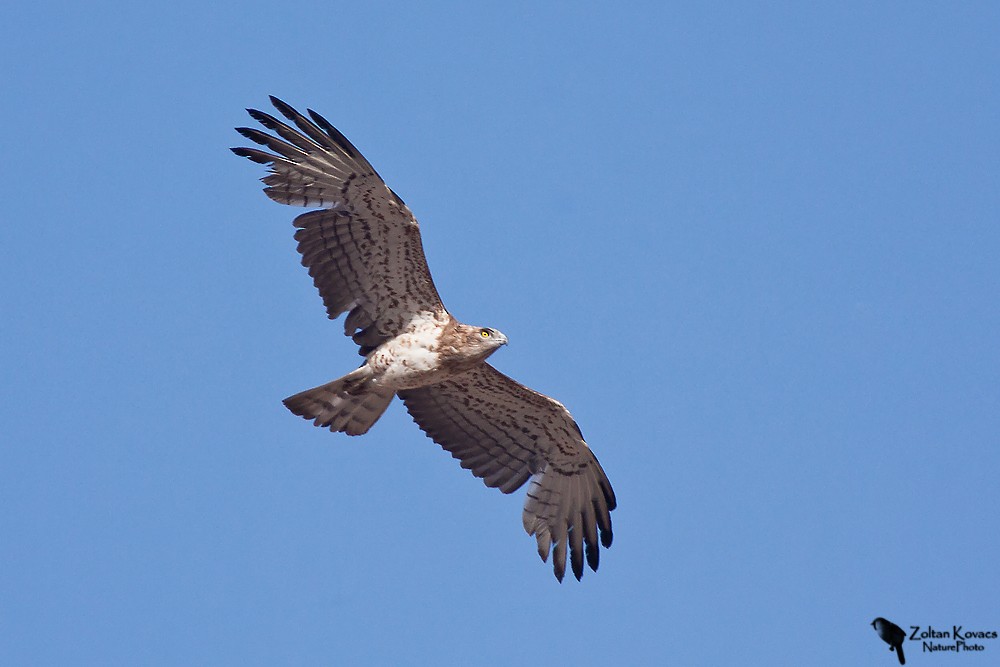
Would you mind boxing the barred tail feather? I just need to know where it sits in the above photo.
[283,369,394,436]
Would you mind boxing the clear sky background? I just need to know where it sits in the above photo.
[2,2,998,665]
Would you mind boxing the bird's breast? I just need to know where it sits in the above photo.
[368,320,453,389]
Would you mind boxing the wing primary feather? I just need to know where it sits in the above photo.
[246,108,323,152]
[307,108,365,160]
[599,468,618,511]
[230,146,282,165]
[552,535,567,583]
[549,487,569,582]
[586,465,615,547]
[599,510,613,548]
[569,521,584,581]
[585,538,600,572]
[535,527,551,562]
[268,96,340,150]
[581,491,600,572]
[235,126,310,161]
[569,473,585,580]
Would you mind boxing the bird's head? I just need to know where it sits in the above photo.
[472,326,508,348]
[442,324,509,369]
[462,326,508,360]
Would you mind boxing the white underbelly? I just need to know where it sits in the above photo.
[368,318,450,390]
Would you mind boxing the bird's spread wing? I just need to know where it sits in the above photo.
[232,97,445,350]
[398,364,616,581]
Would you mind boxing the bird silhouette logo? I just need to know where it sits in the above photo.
[872,617,907,665]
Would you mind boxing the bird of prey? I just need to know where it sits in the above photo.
[231,97,616,581]
[871,617,907,665]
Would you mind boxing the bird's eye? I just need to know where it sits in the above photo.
[480,329,490,338]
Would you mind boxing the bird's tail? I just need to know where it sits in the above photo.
[895,644,905,665]
[283,367,394,436]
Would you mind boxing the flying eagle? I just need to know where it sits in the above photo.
[232,97,616,581]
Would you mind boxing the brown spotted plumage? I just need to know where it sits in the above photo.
[232,97,616,581]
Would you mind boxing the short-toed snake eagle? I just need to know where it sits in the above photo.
[232,98,616,581]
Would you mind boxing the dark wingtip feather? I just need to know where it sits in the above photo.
[230,146,276,165]
[552,539,567,582]
[307,108,360,158]
[265,97,341,152]
[248,108,290,135]
[269,95,292,114]
[605,486,618,512]
[585,542,600,572]
[570,534,584,580]
[600,527,613,548]
[270,96,312,128]
[246,108,323,152]
[247,108,271,124]
[234,126,266,144]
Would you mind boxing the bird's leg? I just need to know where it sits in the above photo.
[341,365,374,395]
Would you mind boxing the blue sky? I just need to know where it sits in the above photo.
[2,2,998,665]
